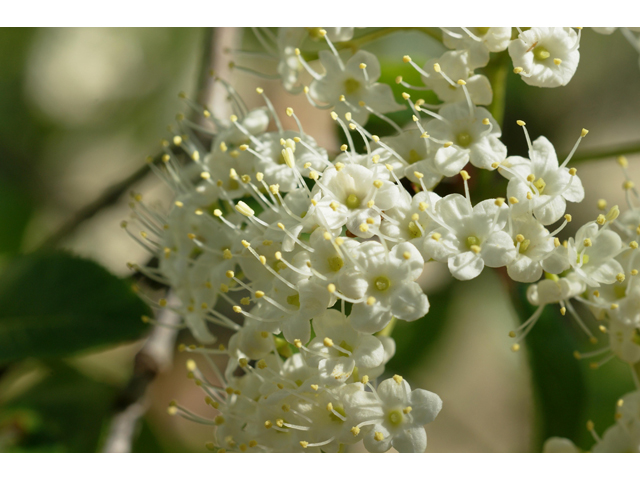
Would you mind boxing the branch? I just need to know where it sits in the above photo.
[565,140,640,164]
[102,26,234,454]
[39,156,158,249]
[102,297,180,452]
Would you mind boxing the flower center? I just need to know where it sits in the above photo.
[456,131,472,148]
[344,78,361,95]
[408,149,423,164]
[518,238,531,254]
[329,404,347,423]
[346,193,361,209]
[374,276,391,291]
[286,294,300,308]
[466,236,480,249]
[533,45,551,62]
[387,410,404,426]
[614,285,627,299]
[533,177,546,194]
[577,253,590,265]
[408,221,422,238]
[327,256,344,272]
[337,340,353,358]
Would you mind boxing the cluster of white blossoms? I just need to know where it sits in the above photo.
[123,28,640,453]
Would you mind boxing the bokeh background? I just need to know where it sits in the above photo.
[0,27,639,452]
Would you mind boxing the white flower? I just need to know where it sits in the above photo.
[421,50,493,105]
[306,310,386,379]
[608,317,640,364]
[508,27,580,88]
[442,27,512,69]
[338,241,429,333]
[543,437,580,453]
[294,228,358,282]
[314,163,399,238]
[500,136,584,225]
[506,213,555,283]
[543,221,624,287]
[382,130,443,189]
[309,50,402,124]
[345,375,442,453]
[423,195,516,280]
[592,422,640,453]
[253,131,329,192]
[426,102,507,172]
[378,189,442,250]
[526,273,585,306]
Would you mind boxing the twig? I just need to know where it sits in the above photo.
[102,26,233,454]
[565,140,640,164]
[39,157,159,249]
[102,296,180,453]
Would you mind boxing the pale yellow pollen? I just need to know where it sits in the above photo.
[361,375,369,384]
[374,432,384,441]
[616,273,626,283]
[509,196,519,204]
[553,58,562,65]
[564,214,572,222]
[328,283,336,293]
[460,170,470,180]
[431,232,441,241]
[393,374,403,385]
[403,55,411,63]
[583,238,592,247]
[351,426,360,436]
[403,406,413,414]
[366,296,376,306]
[617,156,629,168]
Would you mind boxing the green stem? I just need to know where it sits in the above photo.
[39,157,159,249]
[485,51,510,127]
[564,141,640,164]
[338,27,442,52]
[377,317,397,337]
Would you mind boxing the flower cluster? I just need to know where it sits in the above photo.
[123,27,640,453]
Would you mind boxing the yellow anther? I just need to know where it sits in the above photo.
[511,344,520,352]
[597,199,607,210]
[373,179,383,188]
[581,128,589,137]
[616,273,626,283]
[340,144,348,152]
[553,58,562,65]
[395,75,403,84]
[366,296,376,306]
[624,181,635,190]
[403,55,411,63]
[611,303,619,310]
[374,432,384,441]
[311,384,319,391]
[359,63,367,70]
[359,223,369,232]
[617,156,629,168]
[256,87,264,94]
[158,298,168,307]
[393,374,403,385]
[403,406,413,414]
[569,168,577,176]
[516,120,526,126]
[495,197,505,207]
[596,214,606,225]
[516,234,525,243]
[323,337,334,347]
[457,79,466,86]
[299,441,309,449]
[443,141,453,148]
[564,214,572,222]
[238,358,248,368]
[235,201,255,217]
[513,67,524,74]
[286,107,294,117]
[583,238,592,247]
[351,426,360,436]
[509,196,519,205]
[372,135,380,143]
[402,92,411,100]
[225,270,235,278]
[264,420,272,429]
[232,306,242,313]
[460,170,470,180]
[631,269,638,276]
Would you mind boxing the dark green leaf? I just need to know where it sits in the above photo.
[0,177,33,255]
[385,280,455,378]
[2,364,116,452]
[0,252,151,364]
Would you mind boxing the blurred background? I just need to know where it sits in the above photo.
[0,27,639,453]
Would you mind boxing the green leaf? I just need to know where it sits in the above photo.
[512,283,588,451]
[2,364,116,452]
[0,252,151,364]
[385,281,455,378]
[0,177,33,255]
